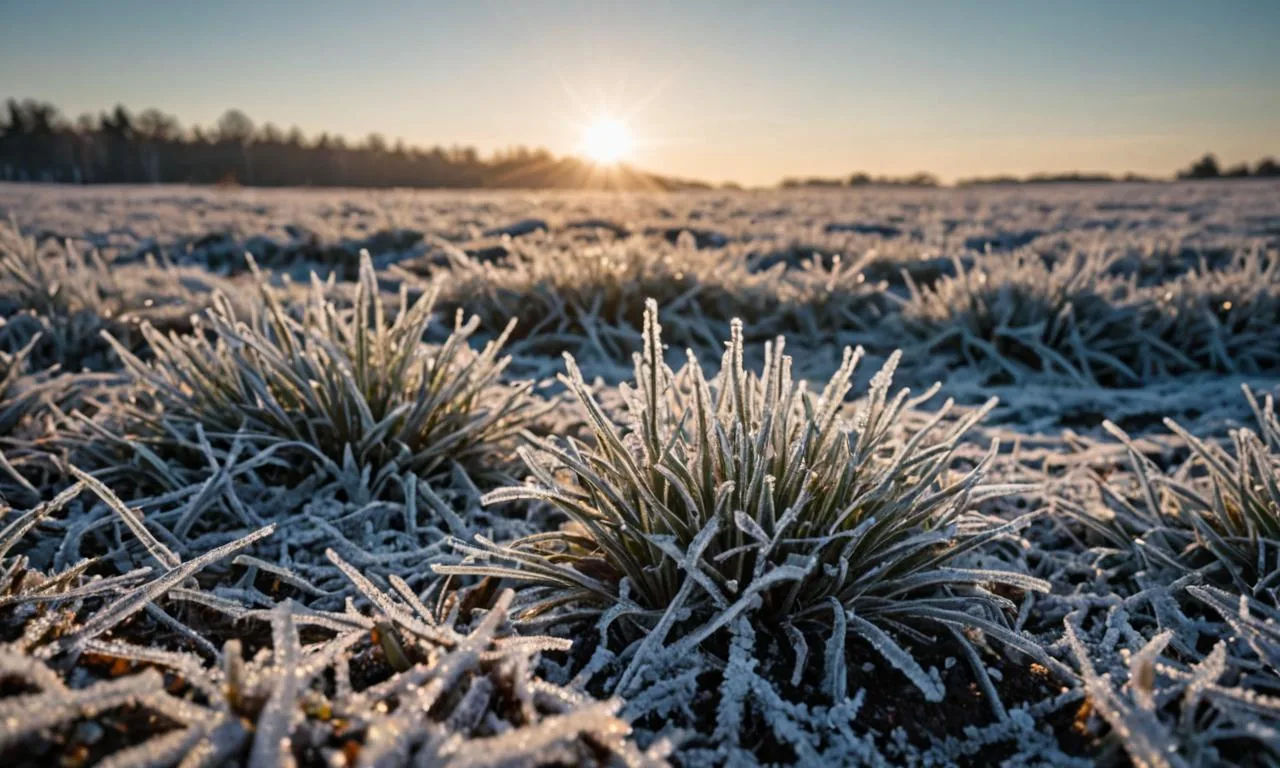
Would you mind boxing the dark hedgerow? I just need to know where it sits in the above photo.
[440,300,1058,708]
[94,252,539,496]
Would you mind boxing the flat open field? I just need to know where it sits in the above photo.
[1,180,1279,766]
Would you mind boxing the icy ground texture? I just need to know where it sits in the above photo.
[0,180,1279,766]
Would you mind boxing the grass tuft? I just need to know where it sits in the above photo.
[899,251,1149,387]
[97,251,539,496]
[440,299,1052,701]
[1142,249,1280,375]
[1073,386,1280,603]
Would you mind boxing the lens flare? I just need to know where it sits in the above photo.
[581,117,632,164]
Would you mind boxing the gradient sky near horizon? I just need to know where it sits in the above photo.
[1,0,1277,185]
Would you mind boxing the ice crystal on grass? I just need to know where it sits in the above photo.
[413,237,767,381]
[420,236,887,382]
[1064,605,1280,767]
[99,252,537,499]
[901,246,1280,388]
[1191,586,1280,685]
[0,225,117,372]
[0,330,92,504]
[1143,249,1280,375]
[900,251,1151,387]
[442,301,1054,719]
[0,332,67,437]
[0,476,662,767]
[5,183,1280,766]
[0,222,233,373]
[1078,387,1280,604]
[55,249,544,599]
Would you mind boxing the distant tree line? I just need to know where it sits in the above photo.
[780,172,939,189]
[1175,153,1280,180]
[956,172,1158,186]
[0,98,707,190]
[784,154,1279,189]
[4,99,1275,191]
[956,155,1278,187]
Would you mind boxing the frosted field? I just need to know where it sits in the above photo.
[1,180,1279,766]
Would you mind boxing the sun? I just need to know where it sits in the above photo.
[581,117,633,165]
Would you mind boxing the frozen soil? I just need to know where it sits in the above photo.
[0,180,1278,766]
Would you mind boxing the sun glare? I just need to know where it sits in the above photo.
[582,117,633,165]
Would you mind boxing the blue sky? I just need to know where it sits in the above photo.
[1,0,1276,184]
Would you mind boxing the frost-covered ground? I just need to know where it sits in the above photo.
[1,181,1279,766]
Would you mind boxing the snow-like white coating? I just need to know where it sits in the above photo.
[0,180,1277,766]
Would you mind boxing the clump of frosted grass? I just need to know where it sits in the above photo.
[0,477,666,767]
[0,222,229,373]
[441,300,1054,707]
[900,251,1151,386]
[1076,386,1280,604]
[100,252,537,496]
[1142,249,1280,375]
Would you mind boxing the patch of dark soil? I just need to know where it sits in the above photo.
[650,227,728,249]
[483,219,547,238]
[192,231,235,251]
[750,247,838,272]
[548,611,1098,763]
[1096,202,1153,212]
[858,254,972,286]
[843,644,1092,758]
[3,702,183,768]
[177,227,426,278]
[350,228,424,254]
[566,219,631,238]
[825,222,903,238]
[465,242,514,265]
[965,230,1043,252]
[1056,409,1110,431]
